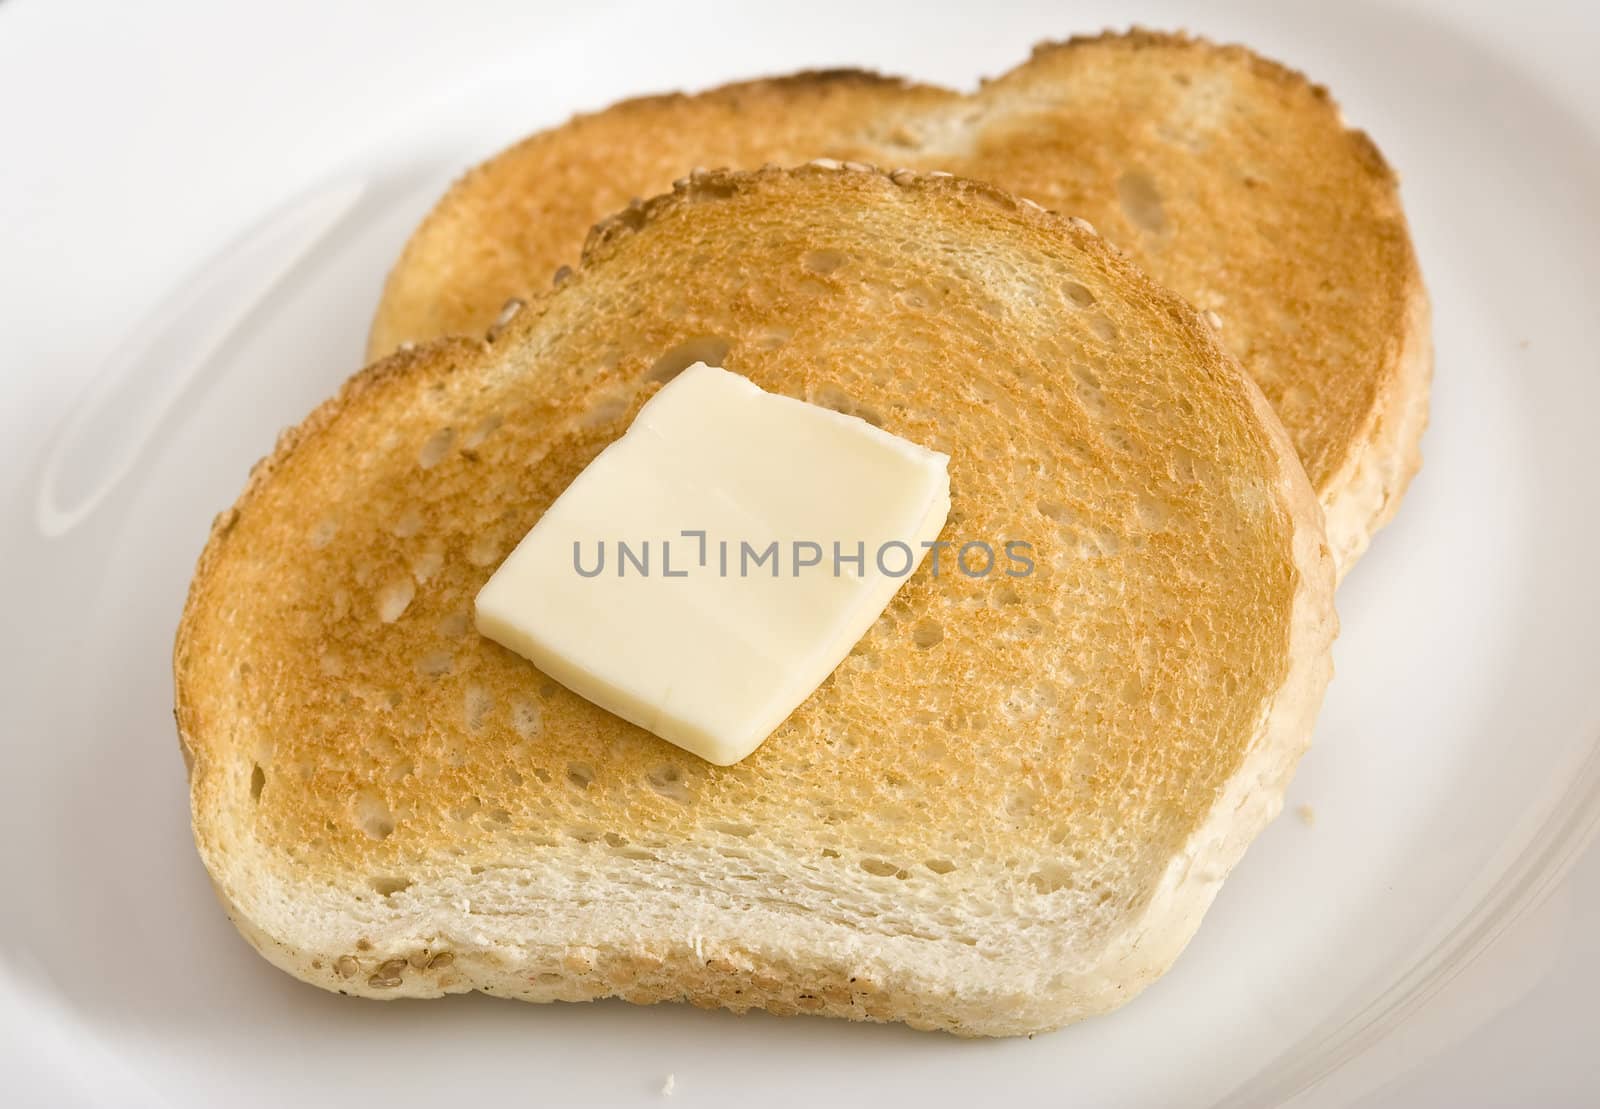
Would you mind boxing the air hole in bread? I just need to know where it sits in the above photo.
[925,858,957,875]
[808,383,883,426]
[812,385,852,412]
[648,336,731,383]
[418,428,454,469]
[1078,526,1116,556]
[860,858,908,879]
[849,646,881,671]
[1005,785,1041,817]
[1062,282,1097,309]
[791,275,832,299]
[802,249,848,274]
[355,792,395,840]
[309,517,339,550]
[1116,170,1169,234]
[249,763,266,801]
[566,762,595,789]
[1036,499,1072,524]
[369,959,407,989]
[1136,495,1170,530]
[411,541,445,583]
[461,413,502,450]
[510,698,542,739]
[911,619,944,649]
[712,822,756,838]
[460,685,492,732]
[436,611,469,638]
[647,764,690,802]
[1076,382,1108,417]
[370,876,412,897]
[1028,863,1073,894]
[415,649,453,678]
[376,577,415,623]
[1103,429,1136,457]
[1070,362,1101,389]
[1088,315,1118,342]
[1119,673,1144,705]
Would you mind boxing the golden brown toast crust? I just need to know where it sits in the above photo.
[369,29,1430,574]
[179,165,1334,1035]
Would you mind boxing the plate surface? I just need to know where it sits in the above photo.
[3,1,1599,1106]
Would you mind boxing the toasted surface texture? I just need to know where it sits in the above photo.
[369,30,1431,574]
[178,166,1335,1036]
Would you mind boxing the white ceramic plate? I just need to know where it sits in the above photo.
[4,1,1599,1106]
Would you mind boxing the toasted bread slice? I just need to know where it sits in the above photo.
[177,166,1335,1036]
[369,30,1431,575]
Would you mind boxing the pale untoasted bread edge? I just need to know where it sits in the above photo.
[1322,276,1433,577]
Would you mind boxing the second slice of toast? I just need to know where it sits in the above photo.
[369,31,1432,575]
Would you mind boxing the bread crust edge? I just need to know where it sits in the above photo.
[1320,269,1434,577]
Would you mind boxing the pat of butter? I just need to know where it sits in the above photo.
[475,362,951,765]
